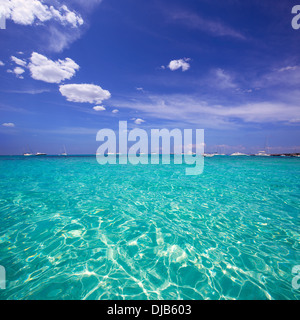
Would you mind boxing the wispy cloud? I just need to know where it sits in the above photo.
[2,122,15,127]
[168,10,246,40]
[113,93,300,128]
[1,88,51,94]
[258,65,300,88]
[210,68,237,89]
[11,56,27,67]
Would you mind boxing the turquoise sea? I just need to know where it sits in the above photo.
[0,155,299,300]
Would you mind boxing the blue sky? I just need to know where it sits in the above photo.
[0,0,300,155]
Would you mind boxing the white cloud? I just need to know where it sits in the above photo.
[28,52,79,83]
[0,61,5,66]
[93,105,106,111]
[0,0,83,27]
[115,94,300,128]
[257,65,300,88]
[46,24,83,53]
[13,66,25,75]
[168,58,190,72]
[50,5,84,27]
[112,109,119,113]
[278,66,298,72]
[7,66,25,78]
[2,122,15,127]
[169,10,245,40]
[213,68,237,89]
[59,84,111,104]
[134,118,145,125]
[11,56,27,67]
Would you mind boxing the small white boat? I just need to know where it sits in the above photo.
[35,152,47,156]
[231,152,248,156]
[60,146,67,156]
[203,153,214,157]
[255,151,270,156]
[23,153,33,156]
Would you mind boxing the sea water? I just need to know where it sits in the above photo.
[0,155,299,300]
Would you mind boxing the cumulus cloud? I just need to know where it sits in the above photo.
[2,122,15,127]
[11,56,27,67]
[13,66,25,76]
[0,0,83,27]
[0,61,5,66]
[59,84,111,104]
[7,66,25,78]
[28,52,79,83]
[93,105,106,111]
[112,109,119,113]
[168,58,191,71]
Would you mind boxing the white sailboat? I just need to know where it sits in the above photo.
[61,146,67,156]
[255,150,270,156]
[255,135,270,156]
[23,146,33,156]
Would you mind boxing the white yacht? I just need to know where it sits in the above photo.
[230,152,248,156]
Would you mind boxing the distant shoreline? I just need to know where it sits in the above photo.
[0,153,300,157]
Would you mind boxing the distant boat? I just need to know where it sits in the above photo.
[35,152,47,156]
[256,135,271,156]
[203,153,214,157]
[231,152,248,156]
[61,146,67,156]
[255,150,270,156]
[23,145,33,156]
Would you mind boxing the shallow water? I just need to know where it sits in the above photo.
[0,155,299,300]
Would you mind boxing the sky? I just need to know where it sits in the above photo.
[0,0,300,155]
